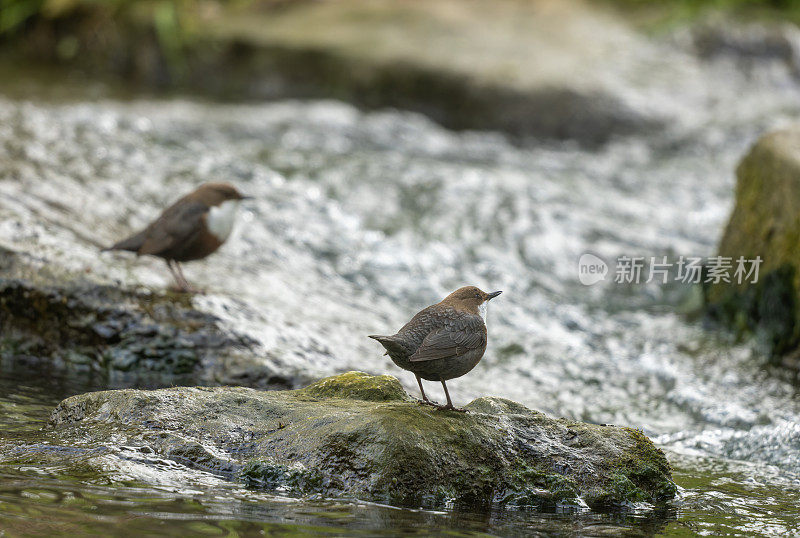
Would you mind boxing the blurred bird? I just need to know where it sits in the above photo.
[369,286,502,411]
[103,182,250,293]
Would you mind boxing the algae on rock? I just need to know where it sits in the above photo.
[707,127,800,371]
[48,371,676,510]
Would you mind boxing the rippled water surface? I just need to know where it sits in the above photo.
[2,24,800,536]
[1,368,799,536]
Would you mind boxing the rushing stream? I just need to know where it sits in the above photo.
[2,23,800,536]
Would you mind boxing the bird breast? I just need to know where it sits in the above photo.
[206,200,239,242]
[479,302,488,325]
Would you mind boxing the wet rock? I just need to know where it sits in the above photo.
[0,248,282,386]
[692,21,800,76]
[706,127,800,372]
[48,371,677,510]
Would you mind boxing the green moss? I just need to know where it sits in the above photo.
[591,473,648,506]
[614,428,677,502]
[299,371,411,402]
[499,463,581,509]
[706,129,800,367]
[706,265,798,362]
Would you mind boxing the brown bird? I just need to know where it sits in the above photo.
[369,286,502,411]
[104,183,250,293]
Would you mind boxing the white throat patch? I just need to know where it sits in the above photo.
[206,199,239,242]
[478,301,488,322]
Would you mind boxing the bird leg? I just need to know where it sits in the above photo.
[415,375,439,407]
[166,260,184,290]
[174,262,201,294]
[438,379,467,412]
[165,260,197,293]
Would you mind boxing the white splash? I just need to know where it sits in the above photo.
[206,199,239,242]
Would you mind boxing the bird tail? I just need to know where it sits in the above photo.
[102,230,146,253]
[368,334,401,356]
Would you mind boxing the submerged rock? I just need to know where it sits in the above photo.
[707,127,800,372]
[48,371,676,510]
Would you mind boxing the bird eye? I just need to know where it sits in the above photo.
[475,293,481,299]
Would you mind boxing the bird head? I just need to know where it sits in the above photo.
[194,183,251,207]
[441,286,502,314]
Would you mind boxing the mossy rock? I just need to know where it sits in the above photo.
[0,277,226,376]
[706,127,800,370]
[47,372,676,511]
[300,371,411,402]
[0,250,273,384]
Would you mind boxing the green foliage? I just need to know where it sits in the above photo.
[603,0,800,25]
[0,0,193,74]
[0,0,46,34]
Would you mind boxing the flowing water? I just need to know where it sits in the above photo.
[2,22,800,536]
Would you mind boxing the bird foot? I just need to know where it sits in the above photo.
[169,284,204,294]
[435,404,467,413]
[418,400,467,412]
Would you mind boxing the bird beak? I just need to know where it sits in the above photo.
[487,290,502,300]
[240,196,254,200]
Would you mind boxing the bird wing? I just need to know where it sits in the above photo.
[408,311,486,362]
[137,199,208,257]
